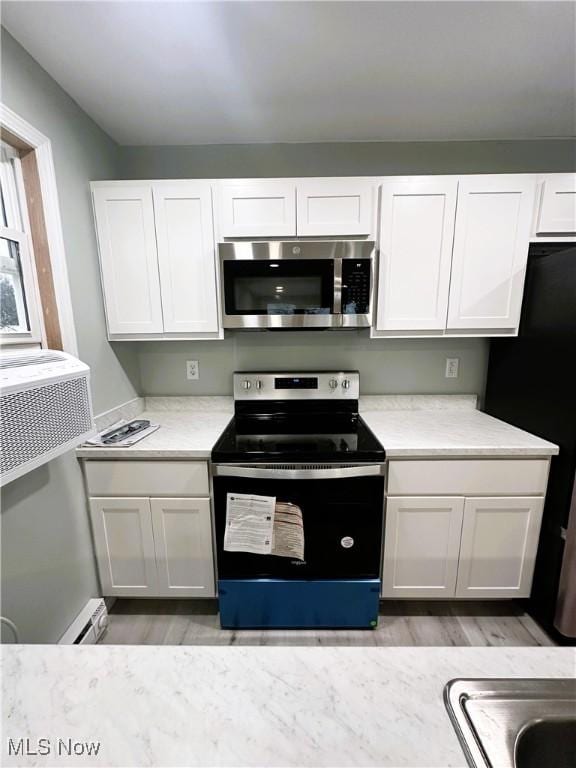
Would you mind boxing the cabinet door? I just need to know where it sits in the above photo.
[92,185,163,334]
[219,181,296,237]
[296,180,374,236]
[447,176,536,330]
[536,175,576,234]
[151,498,215,597]
[89,498,158,596]
[382,497,464,598]
[376,180,457,331]
[153,184,219,333]
[456,497,544,598]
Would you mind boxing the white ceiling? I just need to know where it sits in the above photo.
[3,1,575,145]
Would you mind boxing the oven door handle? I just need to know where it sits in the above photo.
[212,464,385,480]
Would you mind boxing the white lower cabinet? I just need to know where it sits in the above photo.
[382,493,545,599]
[89,498,159,597]
[382,497,464,598]
[89,495,215,598]
[151,498,215,596]
[455,497,544,598]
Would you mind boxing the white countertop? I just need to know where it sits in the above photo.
[77,397,233,459]
[360,407,559,458]
[78,395,558,460]
[2,645,573,767]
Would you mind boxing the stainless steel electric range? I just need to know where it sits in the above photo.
[211,371,385,629]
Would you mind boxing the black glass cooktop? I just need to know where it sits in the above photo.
[212,410,385,463]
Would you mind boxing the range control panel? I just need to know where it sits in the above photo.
[233,371,360,400]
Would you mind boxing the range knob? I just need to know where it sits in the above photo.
[242,379,252,390]
[255,380,263,390]
[342,379,351,390]
[328,378,339,390]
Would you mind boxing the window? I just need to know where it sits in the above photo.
[0,141,42,344]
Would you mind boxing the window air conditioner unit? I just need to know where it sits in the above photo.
[0,349,95,486]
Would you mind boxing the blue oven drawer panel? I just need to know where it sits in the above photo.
[218,579,380,629]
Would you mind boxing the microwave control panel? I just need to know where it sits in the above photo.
[341,259,371,314]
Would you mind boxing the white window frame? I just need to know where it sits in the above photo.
[0,141,44,345]
[0,103,78,354]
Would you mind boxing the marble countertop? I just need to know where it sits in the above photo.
[2,645,573,767]
[77,395,558,460]
[360,406,559,458]
[77,397,233,459]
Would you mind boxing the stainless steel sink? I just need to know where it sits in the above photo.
[444,679,576,768]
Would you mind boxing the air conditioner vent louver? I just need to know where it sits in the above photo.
[0,349,94,486]
[0,352,67,369]
[1,378,92,474]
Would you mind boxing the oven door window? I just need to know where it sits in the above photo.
[223,259,334,316]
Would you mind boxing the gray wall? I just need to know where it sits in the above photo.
[137,334,488,398]
[120,139,576,179]
[0,456,99,644]
[0,31,135,643]
[1,30,139,414]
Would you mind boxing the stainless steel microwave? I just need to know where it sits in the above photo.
[219,240,375,329]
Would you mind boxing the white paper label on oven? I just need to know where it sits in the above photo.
[224,493,276,555]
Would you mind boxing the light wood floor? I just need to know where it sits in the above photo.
[100,599,555,647]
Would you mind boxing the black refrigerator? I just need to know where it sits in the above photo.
[484,242,576,644]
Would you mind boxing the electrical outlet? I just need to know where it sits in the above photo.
[445,358,459,378]
[186,360,199,381]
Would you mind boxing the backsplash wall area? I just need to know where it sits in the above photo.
[133,334,489,398]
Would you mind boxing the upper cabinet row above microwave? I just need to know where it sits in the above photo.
[90,174,575,340]
[218,179,375,237]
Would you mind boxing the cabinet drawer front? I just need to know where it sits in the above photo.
[387,459,549,496]
[85,460,209,497]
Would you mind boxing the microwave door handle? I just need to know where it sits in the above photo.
[333,257,342,314]
[212,464,385,480]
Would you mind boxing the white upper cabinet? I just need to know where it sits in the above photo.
[92,185,164,334]
[296,179,374,236]
[219,181,296,237]
[92,182,221,338]
[153,183,219,333]
[456,497,544,598]
[535,174,576,234]
[376,179,457,331]
[447,175,536,330]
